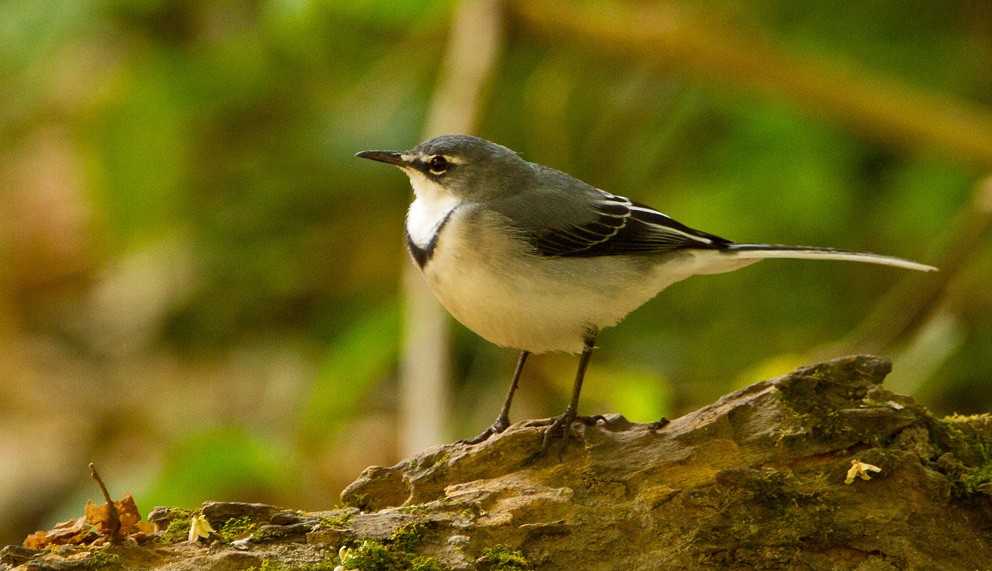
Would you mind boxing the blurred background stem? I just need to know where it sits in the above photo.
[400,0,504,456]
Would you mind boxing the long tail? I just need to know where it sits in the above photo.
[724,244,937,272]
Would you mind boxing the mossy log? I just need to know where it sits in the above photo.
[4,355,992,570]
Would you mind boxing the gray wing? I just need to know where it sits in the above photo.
[489,165,731,257]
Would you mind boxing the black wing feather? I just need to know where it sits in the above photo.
[532,195,732,257]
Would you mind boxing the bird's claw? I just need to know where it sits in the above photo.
[540,414,572,450]
[524,414,606,429]
[459,414,512,445]
[535,410,607,450]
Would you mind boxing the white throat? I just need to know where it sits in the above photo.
[405,169,460,249]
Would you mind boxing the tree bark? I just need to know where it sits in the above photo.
[5,355,991,570]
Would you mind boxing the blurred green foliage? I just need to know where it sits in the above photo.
[1,0,989,545]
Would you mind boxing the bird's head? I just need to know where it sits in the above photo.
[357,135,530,203]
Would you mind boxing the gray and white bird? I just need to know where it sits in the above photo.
[357,135,936,446]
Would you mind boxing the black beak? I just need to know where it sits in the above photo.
[355,150,409,167]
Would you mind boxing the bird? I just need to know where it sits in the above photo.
[356,134,937,448]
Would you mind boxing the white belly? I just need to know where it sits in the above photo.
[414,208,710,354]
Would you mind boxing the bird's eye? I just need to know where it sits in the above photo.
[428,155,449,174]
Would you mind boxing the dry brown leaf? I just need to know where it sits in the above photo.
[84,500,110,532]
[24,493,152,548]
[22,516,98,549]
[117,494,142,532]
[23,530,49,550]
[84,493,142,536]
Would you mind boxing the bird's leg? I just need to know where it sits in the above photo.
[461,350,529,445]
[541,333,597,449]
[492,350,529,431]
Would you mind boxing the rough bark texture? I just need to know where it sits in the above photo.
[4,355,992,570]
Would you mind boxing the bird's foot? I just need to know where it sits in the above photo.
[540,412,573,450]
[531,411,607,450]
[459,414,512,445]
[523,414,607,429]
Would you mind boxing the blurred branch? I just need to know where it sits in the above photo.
[399,0,504,457]
[507,0,992,168]
[423,0,504,138]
